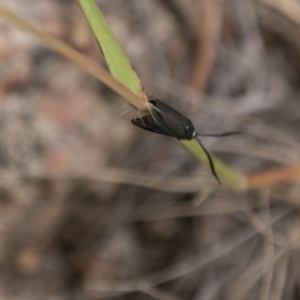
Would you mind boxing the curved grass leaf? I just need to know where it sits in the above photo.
[77,0,147,100]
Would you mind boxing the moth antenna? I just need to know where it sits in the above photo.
[198,131,242,137]
[195,136,221,185]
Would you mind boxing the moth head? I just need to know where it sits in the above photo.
[185,124,196,140]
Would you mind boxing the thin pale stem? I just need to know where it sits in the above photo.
[0,5,146,111]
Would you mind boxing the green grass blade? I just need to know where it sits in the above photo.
[180,139,246,191]
[77,0,146,99]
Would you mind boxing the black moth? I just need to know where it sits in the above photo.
[132,98,240,184]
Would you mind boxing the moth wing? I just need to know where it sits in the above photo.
[131,112,177,138]
[151,99,195,140]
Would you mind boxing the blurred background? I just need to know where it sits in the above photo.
[1,0,300,299]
